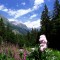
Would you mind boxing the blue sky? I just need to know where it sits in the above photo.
[0,0,59,28]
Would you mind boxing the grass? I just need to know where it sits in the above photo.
[0,43,60,60]
[26,48,60,60]
[43,48,60,60]
[0,53,14,60]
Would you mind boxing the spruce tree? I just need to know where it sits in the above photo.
[53,0,60,20]
[41,4,50,38]
[0,18,5,39]
[51,0,60,50]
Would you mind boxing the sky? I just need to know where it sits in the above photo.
[0,0,59,28]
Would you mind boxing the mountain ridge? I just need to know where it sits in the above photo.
[0,15,29,34]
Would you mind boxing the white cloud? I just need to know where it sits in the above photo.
[30,14,37,19]
[9,18,41,28]
[8,18,23,25]
[8,18,16,21]
[0,0,44,24]
[0,5,9,12]
[3,9,8,12]
[8,8,32,18]
[33,0,44,10]
[8,18,22,23]
[14,8,32,18]
[0,4,32,18]
[34,0,44,5]
[33,5,39,10]
[8,9,16,16]
[0,0,44,19]
[21,2,26,5]
[0,5,4,10]
[24,19,41,28]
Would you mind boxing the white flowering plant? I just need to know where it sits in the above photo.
[39,34,47,52]
[26,35,60,60]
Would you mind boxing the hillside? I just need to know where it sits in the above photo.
[0,15,29,34]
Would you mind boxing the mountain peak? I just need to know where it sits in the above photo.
[0,14,29,34]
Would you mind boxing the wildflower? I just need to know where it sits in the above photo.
[23,49,27,60]
[39,35,47,43]
[31,48,35,51]
[39,35,47,52]
[40,44,47,52]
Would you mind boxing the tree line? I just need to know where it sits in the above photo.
[40,0,60,50]
[0,18,39,47]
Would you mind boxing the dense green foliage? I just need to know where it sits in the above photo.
[40,0,60,50]
[0,17,38,47]
[22,47,60,60]
[0,52,14,60]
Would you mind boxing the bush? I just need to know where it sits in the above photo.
[27,48,60,60]
[0,53,14,60]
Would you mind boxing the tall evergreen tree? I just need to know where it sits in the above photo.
[51,0,60,50]
[0,18,5,39]
[52,0,60,35]
[40,4,51,38]
[53,0,60,20]
[30,28,38,46]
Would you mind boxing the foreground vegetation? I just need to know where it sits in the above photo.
[26,48,60,60]
[0,53,14,60]
[0,44,60,60]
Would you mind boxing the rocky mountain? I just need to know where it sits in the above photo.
[0,15,29,34]
[9,21,29,34]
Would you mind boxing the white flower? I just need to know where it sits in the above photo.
[40,44,47,52]
[39,34,47,52]
[39,35,47,43]
[31,48,35,51]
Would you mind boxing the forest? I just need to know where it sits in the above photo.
[0,0,60,60]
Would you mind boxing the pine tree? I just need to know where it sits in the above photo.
[53,0,60,20]
[51,0,60,50]
[52,0,60,32]
[0,18,5,39]
[52,0,60,35]
[40,4,51,37]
